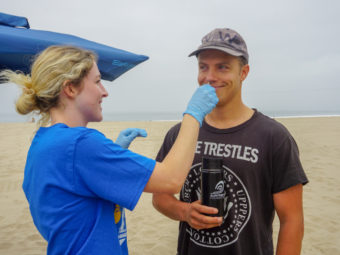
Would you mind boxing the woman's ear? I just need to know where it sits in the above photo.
[62,81,78,98]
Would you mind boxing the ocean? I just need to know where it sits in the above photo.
[1,110,339,123]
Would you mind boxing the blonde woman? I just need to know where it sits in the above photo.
[0,45,219,255]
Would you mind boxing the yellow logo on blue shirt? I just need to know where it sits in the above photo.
[114,204,121,224]
[114,204,127,247]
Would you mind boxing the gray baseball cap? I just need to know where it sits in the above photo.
[188,28,249,63]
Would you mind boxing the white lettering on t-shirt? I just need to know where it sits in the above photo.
[195,141,203,154]
[251,148,259,163]
[209,142,218,155]
[216,143,225,157]
[198,141,259,163]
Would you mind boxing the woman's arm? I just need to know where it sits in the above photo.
[144,84,218,194]
[144,114,199,193]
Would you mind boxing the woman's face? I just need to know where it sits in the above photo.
[74,62,108,125]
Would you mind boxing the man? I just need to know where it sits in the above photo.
[152,28,308,255]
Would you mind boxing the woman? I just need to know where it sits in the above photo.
[0,45,218,254]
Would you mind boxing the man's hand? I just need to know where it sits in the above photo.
[185,200,223,230]
[115,128,147,149]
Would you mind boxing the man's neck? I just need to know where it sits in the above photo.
[204,103,254,129]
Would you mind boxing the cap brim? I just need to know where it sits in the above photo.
[188,46,243,57]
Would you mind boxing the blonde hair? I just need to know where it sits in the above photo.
[0,45,97,126]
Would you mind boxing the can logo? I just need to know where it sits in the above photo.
[210,181,225,200]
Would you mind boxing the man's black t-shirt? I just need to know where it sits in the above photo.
[156,110,308,255]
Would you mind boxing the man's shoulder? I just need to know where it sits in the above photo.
[254,111,291,135]
[168,122,181,133]
[251,112,298,151]
[164,122,181,141]
[156,122,181,161]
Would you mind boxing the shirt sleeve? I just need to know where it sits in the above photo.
[156,123,180,162]
[271,127,308,193]
[73,129,156,211]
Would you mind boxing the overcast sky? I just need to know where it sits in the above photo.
[1,0,340,121]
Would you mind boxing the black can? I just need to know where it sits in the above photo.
[201,157,224,217]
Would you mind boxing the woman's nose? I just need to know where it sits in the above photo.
[101,84,109,97]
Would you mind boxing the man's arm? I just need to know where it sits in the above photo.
[273,184,304,255]
[152,193,222,229]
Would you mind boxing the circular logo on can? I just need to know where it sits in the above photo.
[181,162,251,248]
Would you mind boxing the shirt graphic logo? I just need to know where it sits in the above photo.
[181,162,251,248]
[114,204,127,246]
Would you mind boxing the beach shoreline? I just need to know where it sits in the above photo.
[0,116,339,254]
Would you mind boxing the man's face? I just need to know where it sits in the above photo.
[197,49,249,107]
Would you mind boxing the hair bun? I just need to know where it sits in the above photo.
[16,87,37,115]
[24,87,36,96]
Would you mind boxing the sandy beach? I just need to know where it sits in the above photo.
[0,116,339,254]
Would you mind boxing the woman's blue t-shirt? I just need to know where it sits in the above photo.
[22,123,155,254]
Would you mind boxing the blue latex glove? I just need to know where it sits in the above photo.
[183,84,219,126]
[115,128,147,149]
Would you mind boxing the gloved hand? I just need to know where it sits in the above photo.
[183,84,218,126]
[115,128,147,149]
